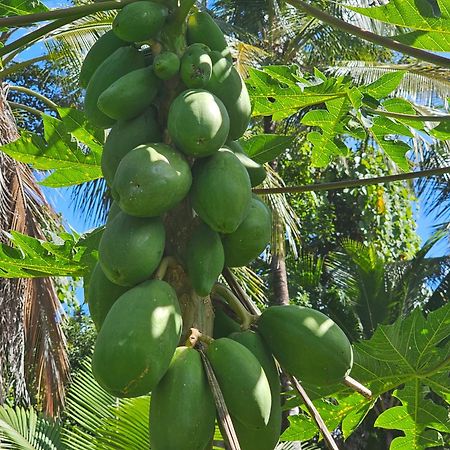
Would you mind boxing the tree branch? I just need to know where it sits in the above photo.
[286,0,450,68]
[253,166,450,195]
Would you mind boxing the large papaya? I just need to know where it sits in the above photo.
[149,347,215,450]
[112,143,192,217]
[101,107,162,186]
[112,1,168,42]
[222,195,271,267]
[79,30,127,88]
[185,221,224,296]
[86,262,129,331]
[84,46,146,128]
[207,337,271,429]
[97,67,161,121]
[187,11,231,59]
[190,148,251,233]
[229,331,282,450]
[99,212,165,287]
[180,45,212,88]
[227,140,266,187]
[92,279,182,397]
[168,89,230,157]
[206,52,252,140]
[257,305,353,386]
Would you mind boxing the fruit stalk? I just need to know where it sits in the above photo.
[154,256,179,281]
[186,327,214,348]
[344,375,372,399]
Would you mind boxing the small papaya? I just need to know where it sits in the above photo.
[79,30,127,88]
[99,212,165,286]
[213,307,241,339]
[168,89,230,157]
[206,52,252,140]
[112,143,192,217]
[190,148,251,233]
[149,347,216,450]
[112,1,168,42]
[222,196,271,267]
[257,305,354,386]
[153,51,180,80]
[97,66,161,121]
[185,222,224,296]
[84,46,146,128]
[101,107,162,186]
[187,11,231,59]
[207,337,271,429]
[227,140,266,187]
[92,279,182,397]
[180,45,212,88]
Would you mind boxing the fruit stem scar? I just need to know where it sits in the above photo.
[154,256,179,280]
[186,327,213,347]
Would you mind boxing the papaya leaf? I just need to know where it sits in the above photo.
[381,98,426,130]
[362,71,406,100]
[429,121,450,140]
[393,31,450,52]
[240,134,294,163]
[0,0,47,17]
[0,111,103,188]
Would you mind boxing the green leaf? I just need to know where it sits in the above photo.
[381,98,426,130]
[363,71,406,100]
[0,0,47,17]
[393,30,450,51]
[429,121,450,140]
[239,134,294,163]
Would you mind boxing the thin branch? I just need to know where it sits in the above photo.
[364,107,450,122]
[253,166,450,195]
[0,55,49,79]
[286,0,450,68]
[8,85,58,110]
[344,375,372,399]
[9,101,43,117]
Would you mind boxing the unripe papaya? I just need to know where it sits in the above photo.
[257,305,354,386]
[101,108,162,186]
[168,89,230,157]
[186,222,224,296]
[105,201,121,225]
[153,51,180,80]
[207,338,271,429]
[206,52,252,140]
[213,307,241,339]
[149,347,215,450]
[92,279,182,397]
[180,45,212,88]
[79,31,127,88]
[187,11,231,59]
[112,1,168,42]
[227,140,266,187]
[86,262,129,331]
[222,196,271,267]
[99,212,165,286]
[84,46,146,128]
[112,143,192,217]
[190,149,251,233]
[97,66,161,121]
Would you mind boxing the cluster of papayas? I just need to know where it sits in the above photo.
[80,4,354,449]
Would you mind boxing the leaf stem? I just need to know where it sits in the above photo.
[363,107,450,122]
[343,375,372,399]
[253,166,450,195]
[9,101,43,116]
[8,85,58,110]
[0,55,49,79]
[286,0,450,68]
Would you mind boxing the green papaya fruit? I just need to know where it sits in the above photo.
[190,149,251,233]
[257,305,354,386]
[187,11,231,59]
[105,201,121,225]
[97,67,161,121]
[92,279,182,397]
[153,51,180,80]
[227,140,266,187]
[112,1,168,42]
[229,330,282,450]
[206,52,252,140]
[213,307,241,339]
[84,46,146,128]
[86,262,129,331]
[180,45,212,88]
[101,108,162,186]
[79,31,128,88]
[168,89,230,157]
[207,338,271,429]
[150,347,216,450]
[186,222,224,296]
[99,212,165,286]
[222,196,271,267]
[112,143,192,217]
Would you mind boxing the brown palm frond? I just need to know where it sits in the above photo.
[0,84,69,416]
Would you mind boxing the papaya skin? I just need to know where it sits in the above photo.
[112,143,192,217]
[180,45,212,88]
[98,212,165,287]
[149,347,216,450]
[257,305,354,386]
[190,148,252,234]
[213,307,241,339]
[153,51,180,80]
[227,140,266,187]
[92,279,182,397]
